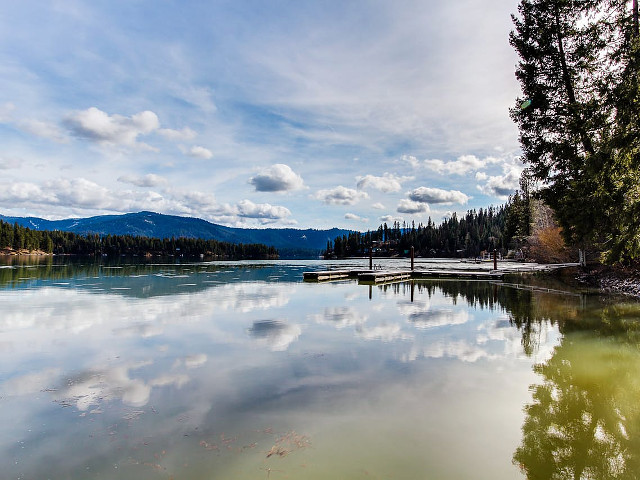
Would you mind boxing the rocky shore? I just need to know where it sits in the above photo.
[576,265,640,298]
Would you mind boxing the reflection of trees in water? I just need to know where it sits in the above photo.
[514,302,640,479]
[381,280,565,355]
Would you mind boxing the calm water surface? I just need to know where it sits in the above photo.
[1,258,639,479]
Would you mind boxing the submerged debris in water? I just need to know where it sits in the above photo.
[266,431,310,459]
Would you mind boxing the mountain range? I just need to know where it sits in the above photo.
[0,211,352,256]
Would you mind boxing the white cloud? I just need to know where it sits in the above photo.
[401,155,420,168]
[406,154,502,175]
[158,126,197,141]
[249,163,304,192]
[356,172,413,193]
[407,187,469,205]
[65,107,160,149]
[117,174,168,188]
[314,186,368,205]
[380,214,404,224]
[0,178,294,226]
[235,199,291,222]
[344,213,368,222]
[397,199,430,214]
[475,172,488,181]
[477,163,522,198]
[188,145,213,159]
[372,202,385,210]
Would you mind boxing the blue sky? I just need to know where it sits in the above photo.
[0,0,523,229]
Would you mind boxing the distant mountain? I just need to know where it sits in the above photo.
[0,211,352,255]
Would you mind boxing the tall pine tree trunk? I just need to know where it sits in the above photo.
[634,0,638,37]
[553,4,595,156]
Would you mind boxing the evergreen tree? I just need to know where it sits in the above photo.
[510,0,640,264]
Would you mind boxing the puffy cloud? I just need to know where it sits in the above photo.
[407,187,469,205]
[397,199,430,214]
[65,107,159,149]
[372,202,385,210]
[405,154,501,175]
[249,163,304,192]
[380,214,404,224]
[235,199,291,222]
[401,155,420,168]
[477,163,523,198]
[314,186,368,205]
[356,172,413,193]
[117,173,168,187]
[188,145,213,159]
[158,126,197,141]
[344,213,368,222]
[0,178,293,226]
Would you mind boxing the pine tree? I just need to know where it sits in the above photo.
[511,0,640,264]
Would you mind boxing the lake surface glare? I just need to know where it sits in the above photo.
[1,258,640,479]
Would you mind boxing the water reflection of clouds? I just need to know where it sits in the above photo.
[403,340,498,363]
[58,361,190,411]
[310,306,368,329]
[248,320,301,351]
[355,323,413,342]
[212,283,291,312]
[397,298,471,329]
[1,367,62,395]
[0,283,291,336]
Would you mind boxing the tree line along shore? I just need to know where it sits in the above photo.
[0,220,278,260]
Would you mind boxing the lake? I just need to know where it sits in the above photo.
[1,257,639,479]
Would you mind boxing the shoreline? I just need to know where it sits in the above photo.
[576,265,640,298]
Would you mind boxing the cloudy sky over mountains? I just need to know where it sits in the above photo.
[0,0,522,229]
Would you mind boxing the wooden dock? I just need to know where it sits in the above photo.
[303,269,373,282]
[358,270,413,284]
[303,262,578,284]
[303,269,504,284]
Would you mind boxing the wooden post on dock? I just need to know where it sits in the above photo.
[369,245,373,270]
[493,249,497,270]
[410,246,414,271]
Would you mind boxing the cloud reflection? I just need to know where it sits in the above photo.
[58,361,189,411]
[310,306,367,329]
[248,320,301,351]
[355,323,413,342]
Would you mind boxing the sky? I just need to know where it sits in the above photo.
[0,0,524,230]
